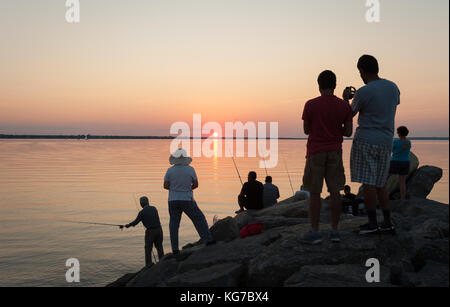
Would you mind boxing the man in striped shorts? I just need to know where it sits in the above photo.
[344,55,400,234]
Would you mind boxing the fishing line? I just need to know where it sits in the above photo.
[227,147,243,186]
[262,158,269,177]
[65,220,123,227]
[283,158,295,196]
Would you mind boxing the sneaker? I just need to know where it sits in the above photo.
[379,221,396,233]
[330,230,341,243]
[299,230,322,245]
[359,223,380,235]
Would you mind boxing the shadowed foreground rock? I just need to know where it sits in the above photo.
[108,196,449,288]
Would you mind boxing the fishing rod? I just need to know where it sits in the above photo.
[66,220,123,227]
[283,158,295,196]
[262,158,269,177]
[228,149,244,186]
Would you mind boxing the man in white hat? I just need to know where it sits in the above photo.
[164,148,215,253]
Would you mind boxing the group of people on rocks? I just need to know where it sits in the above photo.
[120,54,412,266]
[298,54,411,244]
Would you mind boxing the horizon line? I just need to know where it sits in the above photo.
[0,134,448,141]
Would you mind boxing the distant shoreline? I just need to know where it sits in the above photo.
[0,134,448,141]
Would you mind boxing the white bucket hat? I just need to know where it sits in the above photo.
[169,148,192,166]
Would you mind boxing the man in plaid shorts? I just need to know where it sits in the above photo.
[344,55,400,234]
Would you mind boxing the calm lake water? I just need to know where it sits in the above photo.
[0,139,448,286]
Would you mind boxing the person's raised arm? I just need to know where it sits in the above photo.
[343,120,353,137]
[349,90,362,117]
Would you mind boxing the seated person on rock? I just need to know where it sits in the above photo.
[342,185,364,216]
[263,176,280,208]
[236,171,264,214]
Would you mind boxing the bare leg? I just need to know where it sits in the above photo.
[363,184,377,211]
[309,193,322,231]
[376,187,390,210]
[398,175,407,200]
[329,192,342,230]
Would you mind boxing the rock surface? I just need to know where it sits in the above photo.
[108,196,449,288]
[406,166,443,199]
[386,152,420,197]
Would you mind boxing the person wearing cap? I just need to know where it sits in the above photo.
[163,148,215,254]
[120,196,164,268]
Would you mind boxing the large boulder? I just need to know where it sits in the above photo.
[245,218,411,287]
[358,152,419,198]
[403,261,449,287]
[278,192,308,205]
[210,216,240,242]
[284,264,391,287]
[253,216,308,230]
[126,258,180,287]
[406,166,443,199]
[233,211,256,230]
[176,231,282,274]
[166,262,246,287]
[387,152,419,197]
[254,199,309,218]
[106,272,139,287]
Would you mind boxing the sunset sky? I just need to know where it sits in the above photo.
[0,0,448,137]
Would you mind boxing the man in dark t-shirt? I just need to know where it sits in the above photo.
[236,171,264,213]
[121,196,164,267]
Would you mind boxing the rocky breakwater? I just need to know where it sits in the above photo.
[108,161,447,287]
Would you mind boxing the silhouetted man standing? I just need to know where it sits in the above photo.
[121,196,164,267]
[299,70,353,244]
[344,55,400,234]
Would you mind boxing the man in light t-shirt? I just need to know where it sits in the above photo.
[344,55,400,235]
[163,148,215,253]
